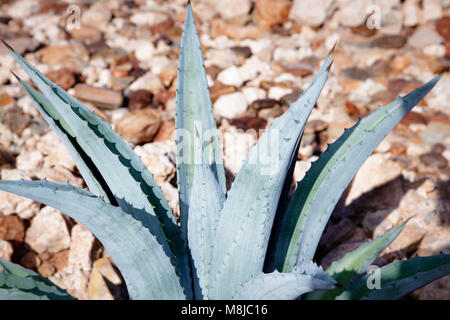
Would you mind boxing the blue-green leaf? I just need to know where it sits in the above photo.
[305,224,404,300]
[337,254,450,300]
[0,258,75,300]
[0,180,185,300]
[233,263,336,300]
[4,40,192,298]
[18,79,111,201]
[188,135,225,299]
[209,50,333,299]
[175,3,226,236]
[273,73,443,272]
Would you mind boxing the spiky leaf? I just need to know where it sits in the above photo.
[337,254,450,300]
[0,258,75,300]
[273,73,443,272]
[209,50,333,299]
[4,41,192,298]
[306,224,404,300]
[233,263,336,300]
[0,180,185,300]
[175,3,226,235]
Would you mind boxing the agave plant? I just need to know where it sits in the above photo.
[0,3,449,300]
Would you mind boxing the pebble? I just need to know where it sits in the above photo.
[0,239,13,261]
[407,28,444,49]
[214,92,248,119]
[126,90,153,110]
[289,0,334,27]
[0,214,25,242]
[45,68,76,90]
[253,0,292,29]
[210,82,237,103]
[115,108,161,145]
[371,35,407,49]
[217,66,244,88]
[73,84,123,109]
[25,206,71,254]
[419,152,448,169]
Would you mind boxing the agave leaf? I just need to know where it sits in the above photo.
[305,224,404,300]
[209,50,333,299]
[0,180,185,300]
[336,254,450,300]
[233,262,336,300]
[188,133,226,299]
[273,73,443,272]
[4,41,192,298]
[18,80,112,202]
[175,3,226,234]
[0,258,75,300]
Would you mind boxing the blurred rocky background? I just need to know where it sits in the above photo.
[0,0,449,299]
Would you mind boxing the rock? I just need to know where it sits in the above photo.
[0,239,13,261]
[50,266,90,300]
[242,87,266,105]
[73,84,123,109]
[250,98,279,110]
[342,67,372,81]
[217,66,244,88]
[412,275,450,300]
[402,1,419,26]
[25,206,71,254]
[422,0,442,22]
[335,0,369,27]
[371,35,407,49]
[407,28,444,49]
[230,116,268,132]
[280,91,302,107]
[344,101,362,118]
[82,7,112,29]
[69,26,102,44]
[88,257,124,300]
[20,251,40,270]
[159,65,177,87]
[133,141,176,186]
[253,0,292,29]
[128,72,164,94]
[345,154,403,205]
[2,107,32,135]
[210,82,237,103]
[153,119,175,142]
[39,44,89,70]
[0,37,39,56]
[419,152,448,169]
[218,0,251,20]
[0,92,14,108]
[284,62,314,77]
[130,11,169,27]
[289,0,334,27]
[268,86,293,100]
[38,261,56,278]
[421,122,450,147]
[399,111,427,126]
[45,68,76,90]
[436,17,450,41]
[304,119,328,134]
[115,109,161,145]
[230,46,253,60]
[205,48,240,69]
[16,150,44,171]
[126,90,153,110]
[319,218,356,251]
[222,129,257,174]
[214,92,248,119]
[0,169,41,219]
[350,23,378,37]
[68,224,97,271]
[0,214,25,242]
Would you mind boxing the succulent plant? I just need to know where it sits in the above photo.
[0,3,449,300]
